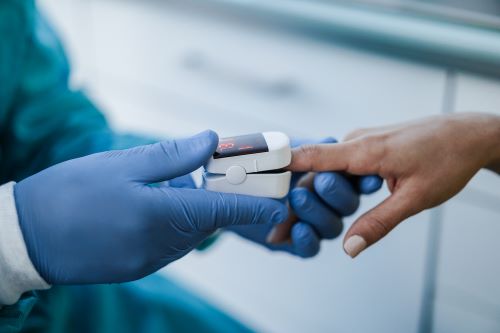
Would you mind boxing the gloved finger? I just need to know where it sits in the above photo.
[122,130,218,183]
[153,188,289,232]
[289,187,343,239]
[290,222,320,258]
[320,137,337,144]
[169,174,196,189]
[343,188,418,258]
[314,172,360,216]
[357,175,383,194]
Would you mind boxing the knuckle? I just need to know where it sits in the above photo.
[353,135,387,172]
[363,214,391,242]
[297,144,320,164]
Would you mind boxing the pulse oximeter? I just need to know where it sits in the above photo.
[203,132,292,199]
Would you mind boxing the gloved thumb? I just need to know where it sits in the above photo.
[342,189,418,258]
[125,130,218,183]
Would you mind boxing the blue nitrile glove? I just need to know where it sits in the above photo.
[228,137,383,258]
[14,130,288,285]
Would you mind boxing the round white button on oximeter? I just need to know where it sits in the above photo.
[203,132,292,199]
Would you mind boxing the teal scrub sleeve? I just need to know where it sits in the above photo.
[0,5,143,331]
[0,5,153,183]
[25,275,256,333]
[0,293,38,333]
[0,4,223,331]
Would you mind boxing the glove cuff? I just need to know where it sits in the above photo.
[0,182,50,307]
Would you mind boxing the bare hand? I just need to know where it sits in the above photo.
[288,113,500,257]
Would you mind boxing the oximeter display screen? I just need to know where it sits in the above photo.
[214,133,269,159]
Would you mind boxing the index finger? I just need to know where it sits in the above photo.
[154,188,290,232]
[287,141,379,175]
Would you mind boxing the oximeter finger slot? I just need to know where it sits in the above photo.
[203,132,292,199]
[203,171,291,199]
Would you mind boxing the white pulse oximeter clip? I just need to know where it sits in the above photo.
[203,132,292,199]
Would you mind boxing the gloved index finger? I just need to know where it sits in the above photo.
[357,175,383,194]
[314,172,360,217]
[162,188,289,232]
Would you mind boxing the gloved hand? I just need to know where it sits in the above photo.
[227,138,382,258]
[14,130,288,285]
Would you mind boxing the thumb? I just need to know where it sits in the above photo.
[342,189,419,258]
[165,189,289,232]
[125,130,218,183]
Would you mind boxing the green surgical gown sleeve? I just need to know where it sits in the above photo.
[0,2,239,333]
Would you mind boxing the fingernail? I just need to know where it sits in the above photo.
[344,235,367,258]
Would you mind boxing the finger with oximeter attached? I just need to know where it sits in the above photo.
[266,136,340,244]
[267,145,383,245]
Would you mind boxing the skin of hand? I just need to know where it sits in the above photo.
[14,130,288,285]
[287,113,500,258]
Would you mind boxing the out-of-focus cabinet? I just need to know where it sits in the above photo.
[453,74,500,198]
[432,73,500,332]
[434,201,500,333]
[86,1,446,138]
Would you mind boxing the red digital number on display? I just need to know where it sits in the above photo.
[218,142,234,151]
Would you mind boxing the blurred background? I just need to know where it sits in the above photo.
[38,0,500,332]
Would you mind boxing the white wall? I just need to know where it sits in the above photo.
[38,1,500,332]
